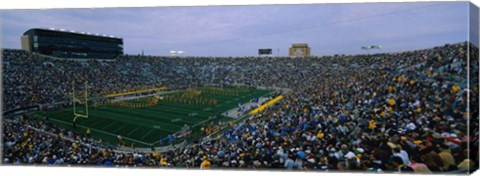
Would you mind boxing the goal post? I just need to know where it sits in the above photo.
[73,81,89,123]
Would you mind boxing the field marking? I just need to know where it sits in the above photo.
[188,90,273,127]
[46,117,152,146]
[222,91,273,119]
[127,126,142,136]
[39,89,273,148]
[147,106,204,125]
[106,86,168,98]
[141,129,155,139]
[205,91,279,139]
[101,121,119,130]
[89,118,106,127]
[113,123,130,133]
[100,108,183,130]
[148,89,271,146]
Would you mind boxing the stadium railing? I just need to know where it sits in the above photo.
[3,105,40,117]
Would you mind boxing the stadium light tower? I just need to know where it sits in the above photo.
[372,45,383,53]
[170,51,176,57]
[361,46,371,55]
[177,51,184,56]
[170,50,185,57]
[362,45,383,54]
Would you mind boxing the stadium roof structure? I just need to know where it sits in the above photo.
[24,28,122,40]
[21,28,123,60]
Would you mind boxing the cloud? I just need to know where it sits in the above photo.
[1,2,470,56]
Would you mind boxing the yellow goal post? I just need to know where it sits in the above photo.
[73,81,89,122]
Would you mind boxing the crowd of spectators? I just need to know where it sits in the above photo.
[2,42,478,173]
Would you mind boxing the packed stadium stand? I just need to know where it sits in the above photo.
[1,42,478,173]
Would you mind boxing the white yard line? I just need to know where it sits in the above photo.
[127,126,142,136]
[141,129,155,140]
[101,121,119,130]
[113,123,130,133]
[89,118,106,127]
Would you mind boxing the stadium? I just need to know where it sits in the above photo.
[1,2,479,174]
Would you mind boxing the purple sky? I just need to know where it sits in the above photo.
[1,2,471,56]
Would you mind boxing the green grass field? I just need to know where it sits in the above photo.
[32,87,271,147]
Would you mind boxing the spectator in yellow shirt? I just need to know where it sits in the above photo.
[86,128,91,137]
[200,156,211,169]
[368,120,376,130]
[451,84,460,93]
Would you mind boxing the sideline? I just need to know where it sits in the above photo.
[249,95,283,115]
[106,86,168,98]
[46,117,152,146]
[203,94,287,141]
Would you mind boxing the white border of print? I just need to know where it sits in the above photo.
[0,1,479,176]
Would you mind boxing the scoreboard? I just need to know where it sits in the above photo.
[258,48,272,55]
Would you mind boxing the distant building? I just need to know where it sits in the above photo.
[289,43,311,58]
[21,28,123,60]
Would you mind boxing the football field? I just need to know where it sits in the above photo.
[33,87,271,147]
